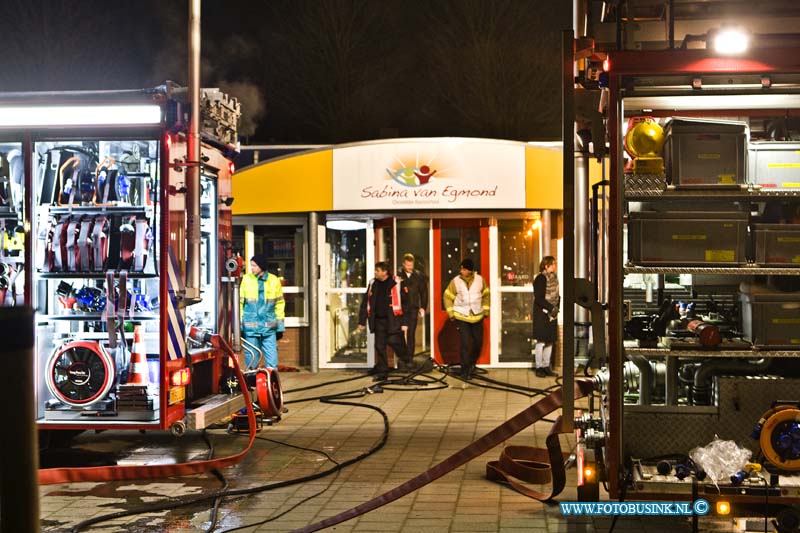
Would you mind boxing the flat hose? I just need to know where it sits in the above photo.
[291,378,595,533]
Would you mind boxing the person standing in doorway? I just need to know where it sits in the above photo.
[532,256,559,377]
[398,253,428,365]
[240,254,285,369]
[358,261,411,381]
[443,258,489,380]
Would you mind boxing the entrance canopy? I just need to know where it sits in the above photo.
[233,137,604,215]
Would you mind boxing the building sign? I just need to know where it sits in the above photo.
[332,139,526,210]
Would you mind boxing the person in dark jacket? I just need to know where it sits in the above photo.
[397,253,428,362]
[358,261,411,381]
[532,256,559,377]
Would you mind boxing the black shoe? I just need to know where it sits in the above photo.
[367,366,385,376]
[397,359,414,371]
[535,368,546,378]
[372,373,388,382]
[543,368,557,377]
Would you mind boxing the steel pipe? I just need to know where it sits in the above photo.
[185,0,202,300]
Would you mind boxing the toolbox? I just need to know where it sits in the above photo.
[748,141,800,190]
[664,117,748,188]
[628,210,748,265]
[740,283,800,348]
[752,223,800,266]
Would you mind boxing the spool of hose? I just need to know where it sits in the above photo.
[758,406,800,471]
[255,367,284,417]
[45,341,115,407]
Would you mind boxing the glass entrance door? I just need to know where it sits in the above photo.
[431,219,490,366]
[321,220,370,368]
[396,219,431,357]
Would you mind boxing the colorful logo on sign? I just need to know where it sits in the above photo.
[385,164,438,187]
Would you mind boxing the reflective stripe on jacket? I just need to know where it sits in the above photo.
[366,276,403,317]
[240,272,285,335]
[443,273,490,323]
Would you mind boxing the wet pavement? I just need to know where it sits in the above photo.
[39,368,741,532]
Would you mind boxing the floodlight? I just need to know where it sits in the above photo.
[711,28,749,54]
[0,105,162,127]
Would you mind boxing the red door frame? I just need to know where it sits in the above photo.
[431,219,490,366]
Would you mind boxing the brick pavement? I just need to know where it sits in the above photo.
[38,369,726,532]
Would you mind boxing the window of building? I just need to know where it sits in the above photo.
[497,217,540,363]
[233,221,307,326]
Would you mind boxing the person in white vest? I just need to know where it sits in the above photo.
[443,258,490,380]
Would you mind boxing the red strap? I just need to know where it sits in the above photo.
[119,216,136,270]
[391,277,403,316]
[105,271,117,349]
[77,217,93,271]
[66,219,80,271]
[291,379,595,533]
[43,223,55,272]
[51,218,68,272]
[92,216,109,272]
[38,336,256,484]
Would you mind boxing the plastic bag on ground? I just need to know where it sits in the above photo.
[689,436,752,484]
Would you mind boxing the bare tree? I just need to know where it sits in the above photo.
[0,0,159,91]
[257,0,410,142]
[417,0,567,140]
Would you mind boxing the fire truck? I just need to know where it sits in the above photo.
[568,3,800,528]
[0,83,268,441]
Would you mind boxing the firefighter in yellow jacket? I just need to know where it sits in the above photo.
[240,254,285,369]
[443,258,489,379]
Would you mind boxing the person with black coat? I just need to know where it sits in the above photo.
[397,253,429,359]
[358,261,412,381]
[532,256,559,377]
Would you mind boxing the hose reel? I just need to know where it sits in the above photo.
[255,367,284,418]
[45,341,116,407]
[754,405,800,471]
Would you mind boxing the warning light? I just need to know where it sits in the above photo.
[584,466,595,480]
[716,501,731,515]
[228,161,235,175]
[165,133,172,149]
[602,58,609,72]
[170,368,191,387]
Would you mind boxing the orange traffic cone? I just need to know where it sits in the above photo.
[127,324,149,385]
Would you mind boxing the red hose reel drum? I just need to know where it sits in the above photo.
[255,367,284,417]
[45,341,115,407]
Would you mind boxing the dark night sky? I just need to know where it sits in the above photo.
[0,0,571,144]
